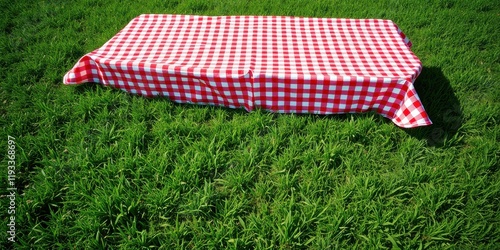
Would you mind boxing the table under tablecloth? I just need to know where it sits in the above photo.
[64,14,432,128]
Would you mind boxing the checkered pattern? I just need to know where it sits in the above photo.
[64,14,431,128]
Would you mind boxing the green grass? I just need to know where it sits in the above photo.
[1,0,499,249]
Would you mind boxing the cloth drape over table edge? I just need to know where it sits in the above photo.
[63,14,432,128]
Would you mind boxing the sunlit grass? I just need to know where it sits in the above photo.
[1,0,499,249]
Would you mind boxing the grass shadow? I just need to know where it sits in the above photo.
[73,82,100,94]
[406,66,463,147]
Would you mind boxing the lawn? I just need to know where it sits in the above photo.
[1,0,499,249]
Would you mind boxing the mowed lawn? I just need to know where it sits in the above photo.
[1,0,499,249]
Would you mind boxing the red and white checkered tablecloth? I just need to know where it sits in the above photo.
[64,14,432,128]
